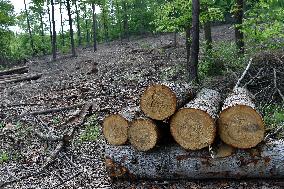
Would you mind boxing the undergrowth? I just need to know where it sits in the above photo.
[79,114,100,142]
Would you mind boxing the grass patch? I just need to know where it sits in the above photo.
[79,114,100,142]
[0,151,9,164]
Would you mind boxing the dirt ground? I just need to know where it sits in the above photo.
[0,25,283,188]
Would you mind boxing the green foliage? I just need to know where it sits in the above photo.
[262,104,284,138]
[242,0,284,49]
[79,114,99,142]
[0,151,9,164]
[199,41,246,79]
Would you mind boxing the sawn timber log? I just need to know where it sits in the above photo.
[105,140,284,179]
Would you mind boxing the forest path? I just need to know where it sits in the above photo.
[0,25,282,188]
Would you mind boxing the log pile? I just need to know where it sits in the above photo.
[0,66,42,85]
[103,82,272,179]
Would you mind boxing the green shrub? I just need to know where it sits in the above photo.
[0,151,9,164]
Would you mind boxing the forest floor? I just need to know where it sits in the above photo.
[0,24,283,188]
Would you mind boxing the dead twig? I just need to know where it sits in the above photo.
[264,122,284,141]
[273,68,284,102]
[234,58,253,89]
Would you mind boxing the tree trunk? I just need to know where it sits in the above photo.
[51,0,57,60]
[185,24,191,67]
[59,0,65,47]
[92,3,97,52]
[140,83,195,120]
[0,66,28,76]
[39,11,46,55]
[84,4,90,47]
[105,140,284,179]
[234,0,245,54]
[189,0,200,82]
[218,88,265,149]
[102,5,109,42]
[24,0,35,54]
[203,4,212,51]
[115,0,122,42]
[170,89,221,150]
[66,0,76,57]
[122,1,129,40]
[47,1,53,47]
[74,0,82,46]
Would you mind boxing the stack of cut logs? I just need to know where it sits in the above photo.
[0,66,42,85]
[103,83,265,151]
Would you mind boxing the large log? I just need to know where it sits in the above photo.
[105,140,284,179]
[0,66,28,76]
[218,87,265,149]
[140,83,195,120]
[170,89,221,150]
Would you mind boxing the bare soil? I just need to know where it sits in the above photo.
[0,25,283,188]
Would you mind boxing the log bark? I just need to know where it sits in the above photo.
[105,140,284,179]
[170,89,221,150]
[140,83,195,120]
[0,66,28,76]
[218,87,265,148]
[0,73,42,84]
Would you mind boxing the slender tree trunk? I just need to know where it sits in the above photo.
[115,0,122,42]
[235,0,244,54]
[204,5,212,51]
[51,0,57,60]
[24,0,35,54]
[74,0,82,46]
[84,4,90,47]
[60,0,65,47]
[102,5,109,42]
[185,25,191,65]
[39,10,46,55]
[47,1,52,47]
[189,0,200,82]
[92,3,97,52]
[122,1,129,40]
[66,0,76,57]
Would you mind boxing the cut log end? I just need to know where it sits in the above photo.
[218,105,265,149]
[170,108,216,150]
[103,114,129,145]
[140,84,176,120]
[128,119,159,151]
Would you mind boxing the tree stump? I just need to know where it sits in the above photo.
[140,83,195,120]
[218,87,265,148]
[170,89,221,150]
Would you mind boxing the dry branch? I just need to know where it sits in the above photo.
[0,66,28,76]
[0,73,42,84]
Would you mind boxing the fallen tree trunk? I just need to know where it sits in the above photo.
[0,66,28,76]
[140,83,195,120]
[218,87,265,148]
[0,73,42,84]
[128,118,160,151]
[170,89,221,150]
[105,140,284,179]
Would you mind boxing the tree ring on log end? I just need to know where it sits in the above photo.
[218,105,265,149]
[103,114,129,145]
[170,108,216,150]
[140,84,177,120]
[128,119,159,151]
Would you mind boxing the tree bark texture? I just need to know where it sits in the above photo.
[24,0,35,54]
[66,0,76,57]
[105,140,284,179]
[92,3,97,52]
[51,0,57,60]
[189,0,200,82]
